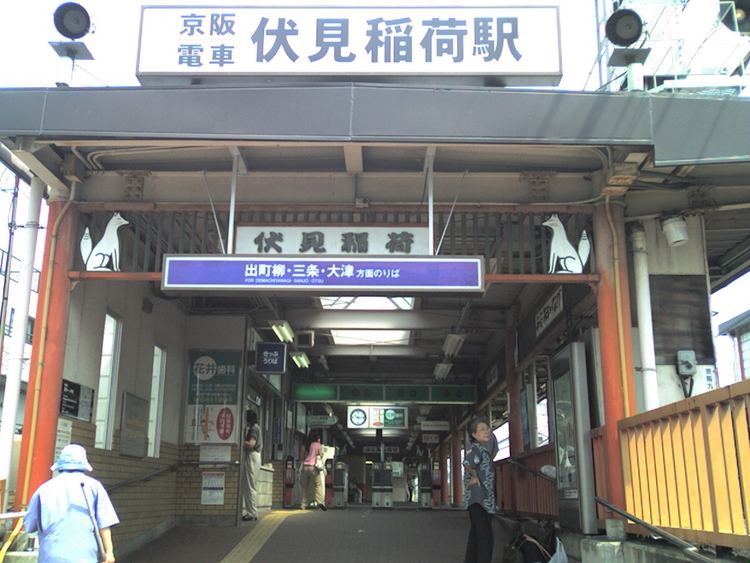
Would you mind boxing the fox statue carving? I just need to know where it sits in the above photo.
[542,214,591,274]
[80,212,129,271]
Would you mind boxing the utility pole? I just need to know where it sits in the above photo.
[0,175,19,376]
[0,176,44,511]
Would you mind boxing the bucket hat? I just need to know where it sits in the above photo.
[50,444,93,472]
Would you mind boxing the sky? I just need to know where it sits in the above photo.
[711,271,750,385]
[0,0,602,89]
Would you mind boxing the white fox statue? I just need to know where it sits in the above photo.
[80,212,129,272]
[542,214,591,274]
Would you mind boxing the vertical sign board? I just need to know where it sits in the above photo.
[255,342,287,374]
[185,350,241,444]
[59,379,95,422]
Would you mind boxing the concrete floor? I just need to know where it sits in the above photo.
[120,506,520,563]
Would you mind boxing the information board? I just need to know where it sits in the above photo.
[59,379,95,422]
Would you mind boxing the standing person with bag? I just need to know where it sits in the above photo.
[23,444,119,563]
[463,415,499,563]
[299,432,327,510]
[241,409,262,521]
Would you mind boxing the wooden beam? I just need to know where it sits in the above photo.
[75,201,595,214]
[69,271,162,282]
[343,143,364,174]
[229,146,249,174]
[485,273,599,285]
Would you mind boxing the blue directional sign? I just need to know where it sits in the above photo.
[162,255,484,293]
[255,342,287,374]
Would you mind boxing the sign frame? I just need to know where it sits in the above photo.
[255,342,288,374]
[59,379,95,422]
[137,5,563,86]
[162,255,484,293]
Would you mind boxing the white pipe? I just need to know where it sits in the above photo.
[0,177,43,511]
[425,148,435,255]
[627,62,645,91]
[228,153,238,254]
[630,222,660,411]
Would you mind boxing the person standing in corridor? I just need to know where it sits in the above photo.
[242,409,262,521]
[463,415,499,563]
[300,432,327,510]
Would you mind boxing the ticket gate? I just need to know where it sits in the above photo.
[418,466,432,508]
[324,458,334,508]
[431,461,441,507]
[371,462,393,508]
[283,455,296,508]
[333,461,348,508]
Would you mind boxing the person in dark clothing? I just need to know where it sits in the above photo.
[463,415,499,563]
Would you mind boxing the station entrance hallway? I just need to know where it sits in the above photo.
[123,507,487,563]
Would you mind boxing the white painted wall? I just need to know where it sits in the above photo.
[185,316,245,350]
[64,281,187,448]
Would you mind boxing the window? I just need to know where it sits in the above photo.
[536,398,549,446]
[493,422,510,461]
[26,316,34,345]
[147,345,167,457]
[95,313,122,449]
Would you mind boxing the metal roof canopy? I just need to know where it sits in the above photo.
[1,83,749,448]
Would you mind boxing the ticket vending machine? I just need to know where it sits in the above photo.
[333,461,349,508]
[283,455,295,508]
[418,464,432,508]
[431,460,441,507]
[551,342,597,534]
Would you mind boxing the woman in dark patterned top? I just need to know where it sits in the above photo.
[463,415,499,563]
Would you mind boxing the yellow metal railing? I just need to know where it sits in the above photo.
[618,378,750,550]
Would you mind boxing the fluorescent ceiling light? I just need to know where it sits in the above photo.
[442,333,466,357]
[320,296,414,346]
[270,320,294,343]
[291,351,311,369]
[433,362,453,380]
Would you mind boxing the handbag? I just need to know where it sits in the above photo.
[314,456,325,472]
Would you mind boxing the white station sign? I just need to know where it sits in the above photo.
[137,5,562,84]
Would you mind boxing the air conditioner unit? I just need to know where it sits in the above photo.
[295,330,315,349]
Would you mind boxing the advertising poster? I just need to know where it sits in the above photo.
[185,350,241,444]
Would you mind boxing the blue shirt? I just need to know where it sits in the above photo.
[24,471,119,563]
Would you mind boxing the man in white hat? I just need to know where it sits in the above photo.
[24,444,119,562]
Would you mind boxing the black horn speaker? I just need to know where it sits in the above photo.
[54,3,91,40]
